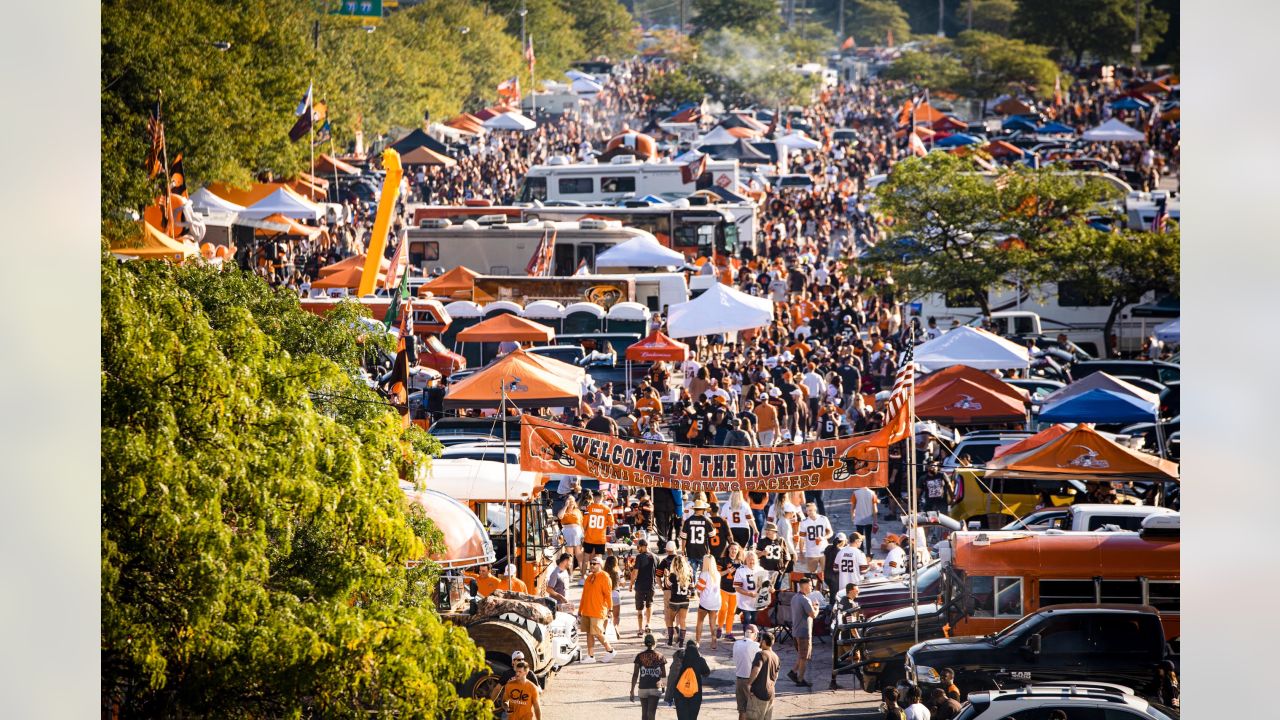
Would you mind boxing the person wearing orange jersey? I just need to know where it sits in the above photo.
[580,556,616,663]
[501,661,541,720]
[474,563,503,597]
[582,491,616,572]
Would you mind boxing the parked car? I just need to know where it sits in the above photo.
[905,604,1174,696]
[955,683,1180,719]
[1000,504,1177,532]
[942,431,1034,476]
[1004,378,1065,404]
[429,417,521,443]
[1071,360,1179,385]
[527,344,587,366]
[832,127,861,143]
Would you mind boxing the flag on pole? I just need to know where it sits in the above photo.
[497,76,521,103]
[144,101,165,179]
[383,264,411,328]
[680,152,708,184]
[1151,199,1170,233]
[841,36,855,50]
[289,84,314,142]
[384,237,410,290]
[573,257,590,276]
[882,340,915,444]
[908,131,927,157]
[1053,73,1063,107]
[169,153,188,196]
[525,227,557,276]
[388,326,411,429]
[886,29,895,48]
[313,119,332,146]
[525,36,536,75]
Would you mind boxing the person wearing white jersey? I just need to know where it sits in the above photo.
[732,550,767,637]
[833,532,871,590]
[876,534,908,578]
[723,491,758,548]
[796,502,833,575]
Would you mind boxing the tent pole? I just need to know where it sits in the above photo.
[502,380,512,573]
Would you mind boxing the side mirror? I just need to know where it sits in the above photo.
[1026,634,1042,656]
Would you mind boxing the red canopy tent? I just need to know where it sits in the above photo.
[932,115,968,131]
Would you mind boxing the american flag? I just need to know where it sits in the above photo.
[1151,202,1169,233]
[883,340,915,444]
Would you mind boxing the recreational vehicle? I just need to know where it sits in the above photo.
[517,155,742,205]
[405,218,652,276]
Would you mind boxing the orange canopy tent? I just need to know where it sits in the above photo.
[400,145,458,166]
[914,378,1028,425]
[254,213,322,239]
[917,365,1030,402]
[318,253,390,276]
[992,423,1072,460]
[994,97,1034,115]
[983,140,1025,158]
[895,124,936,140]
[725,126,761,139]
[456,314,554,343]
[899,101,947,124]
[418,266,479,299]
[313,153,361,176]
[311,265,387,290]
[984,424,1179,482]
[110,221,199,261]
[932,115,968,131]
[625,330,690,362]
[444,347,584,409]
[445,113,486,133]
[205,181,278,207]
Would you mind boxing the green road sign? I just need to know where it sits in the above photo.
[331,0,382,17]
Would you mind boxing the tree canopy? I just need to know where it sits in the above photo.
[859,152,1121,315]
[571,0,640,59]
[851,0,913,47]
[645,69,708,110]
[102,257,487,717]
[884,31,1058,104]
[1014,0,1169,66]
[689,28,821,108]
[691,0,779,36]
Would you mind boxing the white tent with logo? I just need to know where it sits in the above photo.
[482,111,537,131]
[1081,118,1146,143]
[239,186,325,221]
[595,235,687,269]
[190,187,245,215]
[667,282,774,338]
[913,326,1030,371]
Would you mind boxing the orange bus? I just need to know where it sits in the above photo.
[944,530,1180,642]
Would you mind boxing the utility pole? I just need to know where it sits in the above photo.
[838,0,845,40]
[1132,0,1143,73]
[519,0,527,50]
[678,0,685,35]
[938,0,945,36]
[967,0,973,30]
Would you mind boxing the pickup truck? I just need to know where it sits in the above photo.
[1000,504,1177,533]
[904,604,1172,696]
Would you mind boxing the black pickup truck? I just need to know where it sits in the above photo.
[904,604,1173,695]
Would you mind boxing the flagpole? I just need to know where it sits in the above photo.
[908,331,919,645]
[158,94,175,236]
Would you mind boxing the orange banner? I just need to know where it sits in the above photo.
[520,416,891,493]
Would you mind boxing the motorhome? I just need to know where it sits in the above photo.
[1124,190,1180,230]
[517,155,742,205]
[465,272,687,313]
[405,218,652,276]
[524,201,757,260]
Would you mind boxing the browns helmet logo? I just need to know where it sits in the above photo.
[832,439,882,482]
[533,425,578,468]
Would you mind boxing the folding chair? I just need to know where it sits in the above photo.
[770,589,797,645]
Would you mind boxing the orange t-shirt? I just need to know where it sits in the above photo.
[502,677,540,720]
[755,402,779,432]
[561,508,583,527]
[475,574,503,597]
[583,502,615,545]
[580,570,613,619]
[636,396,662,417]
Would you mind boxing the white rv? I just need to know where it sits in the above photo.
[524,202,757,259]
[517,155,742,205]
[1124,190,1180,231]
[404,218,653,277]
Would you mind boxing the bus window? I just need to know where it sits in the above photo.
[601,176,636,193]
[673,224,699,248]
[520,177,547,202]
[994,577,1023,617]
[1099,579,1143,605]
[969,576,1023,618]
[409,241,439,269]
[1039,579,1098,606]
[1146,581,1179,613]
[722,223,738,254]
[577,244,597,272]
[559,177,594,195]
[554,244,576,276]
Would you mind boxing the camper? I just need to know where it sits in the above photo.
[405,218,652,277]
[525,202,757,260]
[518,155,742,205]
[466,273,687,314]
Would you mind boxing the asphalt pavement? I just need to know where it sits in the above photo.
[540,486,909,719]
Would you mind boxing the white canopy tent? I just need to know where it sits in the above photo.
[1082,118,1146,143]
[239,187,325,221]
[667,282,774,338]
[595,235,687,269]
[1154,318,1180,344]
[571,77,604,94]
[776,132,821,149]
[695,126,739,146]
[189,187,245,215]
[913,326,1030,371]
[483,111,537,131]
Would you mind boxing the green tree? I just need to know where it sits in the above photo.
[850,0,913,47]
[491,0,587,85]
[1042,225,1180,355]
[969,0,1017,35]
[690,28,820,108]
[569,0,639,59]
[102,258,487,717]
[1014,0,1169,66]
[781,21,838,63]
[882,46,964,87]
[950,30,1058,105]
[691,0,779,36]
[645,69,708,109]
[860,153,1118,315]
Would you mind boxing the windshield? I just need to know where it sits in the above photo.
[991,612,1042,645]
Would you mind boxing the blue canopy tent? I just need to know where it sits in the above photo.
[1110,97,1151,111]
[1037,121,1075,135]
[1002,116,1039,133]
[1038,380,1167,459]
[935,133,983,147]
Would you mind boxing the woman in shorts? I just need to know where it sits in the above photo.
[629,634,667,720]
[558,495,584,581]
[605,554,624,629]
[664,554,692,647]
[693,554,722,650]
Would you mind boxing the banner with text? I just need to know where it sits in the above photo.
[520,416,890,493]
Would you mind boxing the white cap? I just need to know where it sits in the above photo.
[665,540,677,552]
[504,564,518,577]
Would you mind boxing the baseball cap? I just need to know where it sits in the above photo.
[504,564,518,577]
[835,532,848,543]
[511,650,526,662]
[590,556,603,565]
[666,540,677,552]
